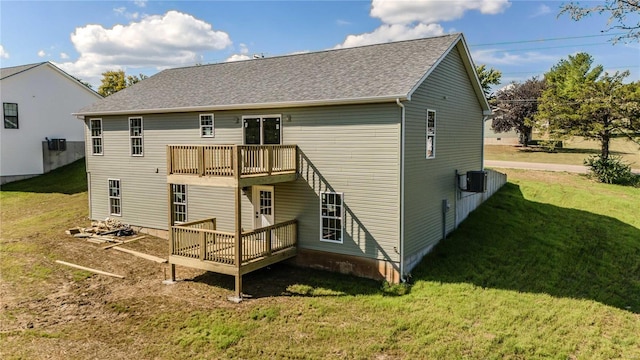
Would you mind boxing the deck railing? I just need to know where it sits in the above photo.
[167,145,297,178]
[171,219,297,266]
[241,219,297,262]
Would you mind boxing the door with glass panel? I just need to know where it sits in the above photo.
[243,116,281,145]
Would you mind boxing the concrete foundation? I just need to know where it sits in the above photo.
[289,248,401,284]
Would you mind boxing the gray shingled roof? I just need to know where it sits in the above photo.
[78,33,482,115]
[0,62,45,80]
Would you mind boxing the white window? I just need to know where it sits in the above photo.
[90,118,103,155]
[108,179,121,216]
[129,117,143,156]
[200,114,214,137]
[320,191,344,243]
[172,184,187,224]
[426,109,436,159]
[3,102,18,129]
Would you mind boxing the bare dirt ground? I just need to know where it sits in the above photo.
[0,220,307,359]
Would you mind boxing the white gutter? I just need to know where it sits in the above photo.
[396,98,406,282]
[73,94,409,117]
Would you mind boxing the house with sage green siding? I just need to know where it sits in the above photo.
[74,33,492,301]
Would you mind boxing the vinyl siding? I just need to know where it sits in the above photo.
[275,104,401,262]
[85,111,244,230]
[402,45,484,269]
[85,104,401,263]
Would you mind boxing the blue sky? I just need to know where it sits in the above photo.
[1,0,638,90]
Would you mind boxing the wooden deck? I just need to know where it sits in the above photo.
[167,145,297,187]
[169,218,297,277]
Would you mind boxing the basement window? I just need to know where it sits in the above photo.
[320,191,344,243]
[426,109,436,159]
[90,118,103,155]
[108,179,121,216]
[129,117,143,156]
[200,114,214,137]
[3,103,18,129]
[172,184,187,224]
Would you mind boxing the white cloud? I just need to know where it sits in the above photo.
[133,0,147,8]
[530,4,551,18]
[0,45,9,59]
[336,19,352,26]
[113,6,140,20]
[370,0,511,24]
[56,10,232,85]
[471,49,558,65]
[335,23,445,48]
[239,43,249,55]
[60,52,69,59]
[226,54,251,62]
[334,0,509,48]
[38,50,46,57]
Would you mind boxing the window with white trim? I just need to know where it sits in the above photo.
[129,117,143,156]
[426,109,436,159]
[172,184,187,224]
[200,114,214,137]
[3,103,18,129]
[108,179,121,216]
[320,191,344,243]
[90,118,103,155]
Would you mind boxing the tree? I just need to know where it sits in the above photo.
[98,70,148,97]
[535,52,640,161]
[492,77,546,146]
[475,64,502,97]
[559,0,640,43]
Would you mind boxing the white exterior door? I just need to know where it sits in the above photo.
[252,185,274,229]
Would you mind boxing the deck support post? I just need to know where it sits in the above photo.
[230,145,244,302]
[163,183,178,285]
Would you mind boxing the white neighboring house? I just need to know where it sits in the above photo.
[0,62,102,184]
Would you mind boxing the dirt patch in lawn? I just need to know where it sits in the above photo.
[0,224,313,359]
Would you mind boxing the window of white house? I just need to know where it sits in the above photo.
[172,184,187,224]
[129,117,143,156]
[108,179,121,216]
[90,119,103,155]
[426,109,436,159]
[200,114,214,137]
[3,103,18,129]
[320,191,344,243]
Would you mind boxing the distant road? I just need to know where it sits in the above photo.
[484,160,588,173]
[484,160,640,175]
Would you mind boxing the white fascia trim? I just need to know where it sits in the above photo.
[72,94,408,117]
[406,33,463,101]
[44,62,103,99]
[456,36,492,113]
[406,34,491,113]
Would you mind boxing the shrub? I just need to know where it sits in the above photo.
[584,155,639,186]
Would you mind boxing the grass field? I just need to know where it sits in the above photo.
[485,137,640,168]
[1,161,639,359]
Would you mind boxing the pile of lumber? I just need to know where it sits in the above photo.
[66,217,134,242]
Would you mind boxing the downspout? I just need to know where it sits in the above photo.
[481,115,489,171]
[396,98,406,282]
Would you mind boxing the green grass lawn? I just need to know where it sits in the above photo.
[1,163,639,359]
[485,137,640,168]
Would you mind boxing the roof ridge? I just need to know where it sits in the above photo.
[164,33,462,73]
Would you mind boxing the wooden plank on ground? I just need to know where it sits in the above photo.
[112,247,167,263]
[102,235,146,250]
[92,236,122,243]
[55,260,125,279]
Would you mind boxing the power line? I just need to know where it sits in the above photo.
[470,32,627,47]
[482,42,611,53]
